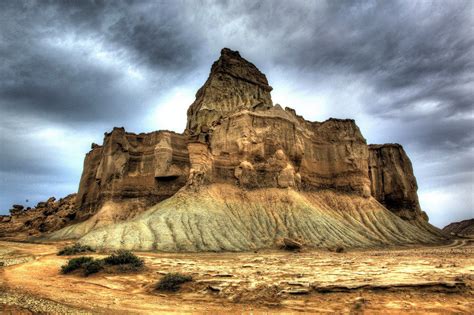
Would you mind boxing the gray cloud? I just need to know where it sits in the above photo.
[0,0,203,126]
[0,0,472,227]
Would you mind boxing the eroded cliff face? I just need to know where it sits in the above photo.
[368,144,427,221]
[39,48,436,244]
[73,48,426,223]
[76,128,189,220]
[208,109,370,195]
[186,48,273,135]
[0,194,78,239]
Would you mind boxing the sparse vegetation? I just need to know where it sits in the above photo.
[60,256,93,274]
[156,273,193,292]
[57,243,95,256]
[103,250,144,269]
[60,250,144,276]
[83,259,104,276]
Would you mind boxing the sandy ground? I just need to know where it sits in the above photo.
[0,239,473,314]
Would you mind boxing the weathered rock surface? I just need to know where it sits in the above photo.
[186,48,273,135]
[443,219,474,236]
[0,194,78,238]
[65,184,441,251]
[76,129,189,221]
[368,144,427,222]
[21,48,444,249]
[65,48,375,228]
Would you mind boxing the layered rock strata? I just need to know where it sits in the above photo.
[69,185,441,251]
[41,48,443,248]
[186,48,273,135]
[368,144,428,221]
[76,128,189,220]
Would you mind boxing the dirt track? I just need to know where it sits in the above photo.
[0,239,473,314]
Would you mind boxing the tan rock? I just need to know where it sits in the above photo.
[75,129,189,220]
[186,48,273,135]
[10,48,442,248]
[368,144,425,221]
[0,194,78,238]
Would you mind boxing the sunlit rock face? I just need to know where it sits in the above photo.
[0,48,437,243]
[71,48,424,224]
[186,48,273,135]
[76,128,189,219]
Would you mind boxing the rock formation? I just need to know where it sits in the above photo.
[443,219,474,236]
[0,194,77,239]
[75,129,189,221]
[70,185,441,251]
[368,144,428,221]
[186,48,273,135]
[29,48,445,249]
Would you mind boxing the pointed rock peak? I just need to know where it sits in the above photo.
[212,48,273,90]
[221,47,241,57]
[186,48,273,135]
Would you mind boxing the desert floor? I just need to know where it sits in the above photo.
[0,239,473,314]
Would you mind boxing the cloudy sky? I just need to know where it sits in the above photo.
[0,0,472,227]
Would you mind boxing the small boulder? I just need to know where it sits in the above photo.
[278,237,303,251]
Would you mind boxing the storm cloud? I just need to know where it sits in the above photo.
[0,0,472,227]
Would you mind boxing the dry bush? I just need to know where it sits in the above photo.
[60,256,93,274]
[57,243,95,256]
[60,250,144,276]
[156,273,193,292]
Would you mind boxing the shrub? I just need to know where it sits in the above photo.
[83,259,104,276]
[58,243,95,256]
[60,250,145,276]
[156,273,193,292]
[103,250,144,268]
[61,256,93,274]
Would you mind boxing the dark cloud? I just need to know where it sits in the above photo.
[0,0,472,227]
[0,0,203,126]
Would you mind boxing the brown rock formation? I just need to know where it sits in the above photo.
[11,48,441,249]
[0,194,77,239]
[76,128,189,220]
[69,48,374,229]
[368,144,427,221]
[186,48,273,135]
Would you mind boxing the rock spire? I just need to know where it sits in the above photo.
[186,48,273,135]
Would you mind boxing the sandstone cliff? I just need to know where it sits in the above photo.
[368,144,428,222]
[76,128,189,222]
[186,48,273,135]
[41,48,444,249]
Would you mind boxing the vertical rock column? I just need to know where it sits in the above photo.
[187,142,214,188]
[368,144,427,221]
